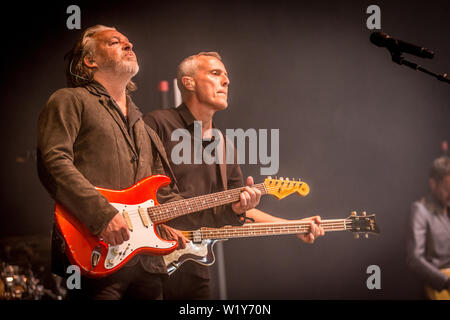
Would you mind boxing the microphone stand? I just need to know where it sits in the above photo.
[389,50,450,84]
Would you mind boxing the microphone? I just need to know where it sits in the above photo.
[370,32,434,59]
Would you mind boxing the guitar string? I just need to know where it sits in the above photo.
[115,182,308,223]
[149,183,270,223]
[186,221,350,236]
[120,183,268,218]
[104,183,370,233]
[181,221,353,240]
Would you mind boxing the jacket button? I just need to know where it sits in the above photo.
[131,155,137,162]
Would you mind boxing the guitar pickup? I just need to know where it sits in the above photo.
[91,247,102,268]
[192,230,202,243]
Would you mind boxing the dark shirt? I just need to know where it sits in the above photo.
[406,194,450,290]
[144,104,244,230]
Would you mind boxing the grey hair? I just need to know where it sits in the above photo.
[65,24,137,92]
[430,156,450,183]
[176,52,222,96]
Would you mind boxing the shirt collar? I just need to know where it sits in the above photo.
[85,81,142,122]
[177,103,197,128]
[176,103,217,130]
[85,80,111,98]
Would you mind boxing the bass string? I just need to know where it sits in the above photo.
[182,221,351,240]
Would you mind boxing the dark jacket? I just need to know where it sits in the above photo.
[37,82,181,276]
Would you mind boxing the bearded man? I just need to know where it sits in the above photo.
[37,25,178,299]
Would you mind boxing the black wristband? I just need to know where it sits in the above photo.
[237,211,255,224]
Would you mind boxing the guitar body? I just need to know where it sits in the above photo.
[425,269,450,300]
[164,239,224,275]
[54,175,312,278]
[54,175,178,278]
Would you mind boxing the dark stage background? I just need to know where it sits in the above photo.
[1,0,449,299]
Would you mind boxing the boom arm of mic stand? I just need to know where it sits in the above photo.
[390,51,450,84]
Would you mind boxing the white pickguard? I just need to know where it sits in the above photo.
[103,199,176,270]
[164,241,209,266]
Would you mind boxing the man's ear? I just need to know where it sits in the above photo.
[83,54,98,69]
[182,76,195,92]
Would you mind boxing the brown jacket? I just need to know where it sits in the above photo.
[37,82,181,275]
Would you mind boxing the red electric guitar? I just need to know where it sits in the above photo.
[55,175,309,278]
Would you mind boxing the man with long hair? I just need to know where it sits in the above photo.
[38,25,175,299]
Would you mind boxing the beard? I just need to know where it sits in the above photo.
[115,59,139,76]
[99,53,139,76]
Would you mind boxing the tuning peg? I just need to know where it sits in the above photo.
[268,176,272,180]
[351,211,357,216]
[286,178,289,181]
[362,211,367,216]
[354,233,360,239]
[279,177,284,180]
[364,233,369,239]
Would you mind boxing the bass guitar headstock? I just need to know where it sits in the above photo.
[346,211,380,239]
[264,177,310,200]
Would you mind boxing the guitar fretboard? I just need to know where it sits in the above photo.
[148,183,268,224]
[184,219,350,240]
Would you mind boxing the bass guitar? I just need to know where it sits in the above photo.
[55,175,309,278]
[164,211,380,275]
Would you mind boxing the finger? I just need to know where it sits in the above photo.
[254,188,262,203]
[244,187,256,203]
[179,236,187,249]
[298,233,314,244]
[319,226,325,236]
[249,189,261,208]
[114,232,123,246]
[243,191,252,208]
[297,233,306,242]
[307,215,320,224]
[121,228,130,242]
[158,225,168,239]
[246,176,254,186]
[107,235,117,247]
[240,191,248,208]
[312,222,322,238]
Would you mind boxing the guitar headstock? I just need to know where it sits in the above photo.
[264,177,310,199]
[346,211,380,239]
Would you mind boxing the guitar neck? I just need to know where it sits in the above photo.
[184,219,351,241]
[148,183,267,224]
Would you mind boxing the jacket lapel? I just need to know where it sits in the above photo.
[98,96,137,155]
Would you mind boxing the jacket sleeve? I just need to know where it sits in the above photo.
[405,201,449,290]
[37,89,118,235]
